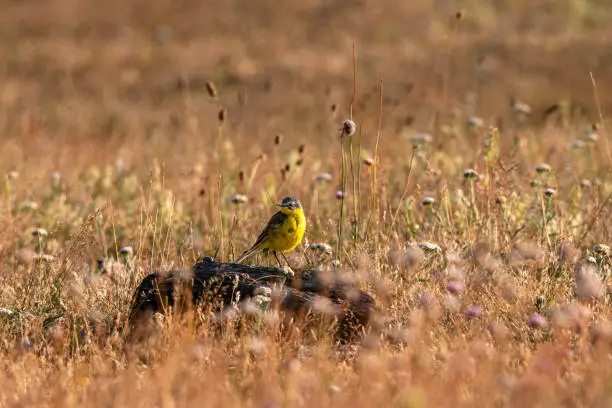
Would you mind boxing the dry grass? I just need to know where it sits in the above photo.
[1,0,612,406]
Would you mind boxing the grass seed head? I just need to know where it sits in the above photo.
[205,81,218,98]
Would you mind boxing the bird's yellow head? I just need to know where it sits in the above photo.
[277,196,302,215]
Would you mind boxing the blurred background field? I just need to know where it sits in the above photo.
[1,0,612,407]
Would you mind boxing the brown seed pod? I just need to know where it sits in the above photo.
[298,144,305,154]
[206,81,218,98]
[218,108,227,122]
[274,134,283,145]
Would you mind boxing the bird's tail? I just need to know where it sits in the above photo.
[234,244,260,264]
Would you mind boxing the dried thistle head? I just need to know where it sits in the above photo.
[342,119,356,136]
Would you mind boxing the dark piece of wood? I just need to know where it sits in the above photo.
[128,257,375,343]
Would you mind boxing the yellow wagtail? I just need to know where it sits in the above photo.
[235,196,306,267]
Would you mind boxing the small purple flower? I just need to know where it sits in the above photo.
[528,313,548,329]
[464,305,482,319]
[446,281,465,295]
[335,190,344,199]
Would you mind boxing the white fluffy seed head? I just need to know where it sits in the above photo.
[230,194,248,204]
[463,169,479,179]
[314,172,332,182]
[535,163,551,174]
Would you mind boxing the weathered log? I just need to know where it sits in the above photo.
[128,257,375,342]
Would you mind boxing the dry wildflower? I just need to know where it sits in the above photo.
[328,385,341,394]
[119,246,133,256]
[544,188,556,197]
[528,313,548,329]
[403,246,425,269]
[535,163,551,174]
[467,116,484,127]
[33,254,54,263]
[575,264,605,300]
[335,190,344,199]
[464,305,482,319]
[6,170,19,180]
[0,308,14,316]
[254,286,272,297]
[446,281,465,295]
[314,172,332,182]
[410,133,433,146]
[230,194,248,204]
[512,101,532,115]
[274,134,283,145]
[422,196,435,206]
[593,244,610,256]
[342,119,356,136]
[32,228,48,237]
[463,169,479,179]
[205,81,218,98]
[363,157,374,166]
[418,242,441,253]
[308,243,332,254]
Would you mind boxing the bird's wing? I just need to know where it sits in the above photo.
[234,211,287,263]
[252,211,287,248]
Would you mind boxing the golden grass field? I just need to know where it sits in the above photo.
[1,0,612,406]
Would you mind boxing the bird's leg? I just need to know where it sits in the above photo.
[273,251,283,267]
[281,253,293,270]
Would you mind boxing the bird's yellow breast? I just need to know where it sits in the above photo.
[262,208,306,253]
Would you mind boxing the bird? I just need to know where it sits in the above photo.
[234,196,306,267]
